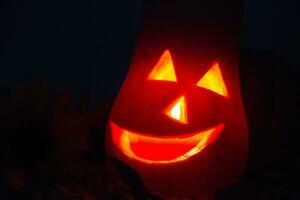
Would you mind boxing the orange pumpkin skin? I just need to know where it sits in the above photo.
[106,0,247,199]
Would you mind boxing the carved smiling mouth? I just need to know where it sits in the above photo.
[110,122,224,164]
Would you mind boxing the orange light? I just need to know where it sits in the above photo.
[164,96,188,124]
[148,50,177,82]
[111,122,224,164]
[196,62,228,97]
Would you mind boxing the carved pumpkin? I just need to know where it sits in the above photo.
[106,0,247,199]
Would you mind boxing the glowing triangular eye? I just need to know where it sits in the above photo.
[148,50,177,82]
[164,96,188,124]
[196,62,228,97]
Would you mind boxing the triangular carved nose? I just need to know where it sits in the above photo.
[164,95,188,124]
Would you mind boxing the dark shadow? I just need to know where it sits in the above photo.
[109,156,163,200]
[216,48,300,199]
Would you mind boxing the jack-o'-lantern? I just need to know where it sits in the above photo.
[106,0,247,199]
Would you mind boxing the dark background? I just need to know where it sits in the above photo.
[0,1,299,199]
[0,0,299,101]
[241,0,300,70]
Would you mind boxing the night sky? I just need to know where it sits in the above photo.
[0,0,299,100]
